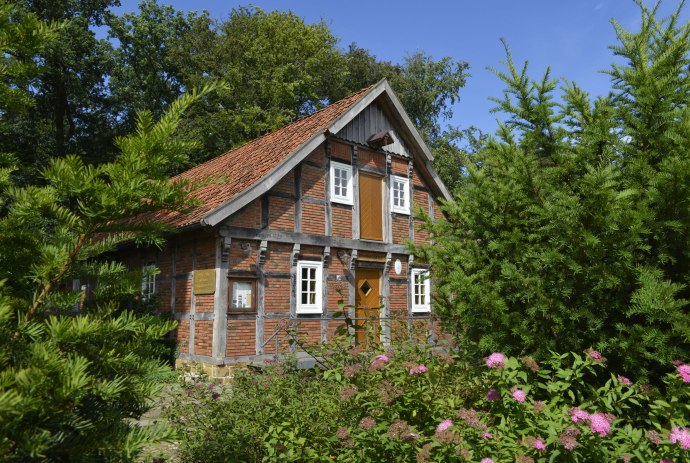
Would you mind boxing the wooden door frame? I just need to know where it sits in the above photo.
[354,267,382,345]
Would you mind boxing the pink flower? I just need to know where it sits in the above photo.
[677,364,690,383]
[589,413,614,437]
[618,375,632,385]
[486,352,506,368]
[409,365,429,375]
[482,432,493,439]
[480,459,494,463]
[590,351,602,359]
[436,419,453,433]
[569,408,590,423]
[486,389,500,401]
[369,354,390,371]
[670,426,690,449]
[511,387,526,402]
[660,459,674,463]
[533,439,546,451]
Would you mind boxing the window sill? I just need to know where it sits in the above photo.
[411,307,431,313]
[391,209,411,216]
[296,308,323,315]
[332,197,353,206]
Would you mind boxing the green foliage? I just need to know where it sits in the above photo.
[0,83,222,461]
[171,336,690,462]
[390,52,468,142]
[3,0,468,177]
[0,1,58,114]
[106,1,209,126]
[419,3,690,378]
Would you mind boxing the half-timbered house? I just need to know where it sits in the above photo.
[117,79,451,378]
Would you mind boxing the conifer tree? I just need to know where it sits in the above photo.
[0,55,221,458]
[421,3,690,379]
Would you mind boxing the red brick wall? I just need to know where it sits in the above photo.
[413,188,431,245]
[195,236,216,270]
[392,214,409,244]
[328,248,349,276]
[332,204,352,238]
[302,202,325,235]
[307,144,325,164]
[226,320,256,357]
[264,278,290,313]
[412,167,425,189]
[263,319,293,353]
[229,240,258,272]
[227,200,261,228]
[358,149,386,170]
[391,157,408,175]
[294,320,322,347]
[176,320,190,352]
[301,245,323,259]
[302,164,325,199]
[265,243,292,273]
[175,279,192,314]
[268,196,294,231]
[196,294,214,313]
[273,171,294,196]
[433,197,444,221]
[331,141,351,162]
[194,320,213,356]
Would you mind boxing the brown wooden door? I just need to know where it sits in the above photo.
[355,267,381,345]
[359,173,383,241]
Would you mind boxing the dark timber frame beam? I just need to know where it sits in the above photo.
[218,226,408,255]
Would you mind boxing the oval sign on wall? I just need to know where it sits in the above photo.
[394,259,402,275]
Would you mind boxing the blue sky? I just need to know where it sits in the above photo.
[112,0,688,135]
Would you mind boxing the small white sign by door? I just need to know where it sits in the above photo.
[394,259,402,275]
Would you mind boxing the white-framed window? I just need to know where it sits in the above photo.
[296,261,323,314]
[411,268,431,312]
[141,262,157,300]
[330,161,353,205]
[391,175,410,214]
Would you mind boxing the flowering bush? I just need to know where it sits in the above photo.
[172,337,690,462]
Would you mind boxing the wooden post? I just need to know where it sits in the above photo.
[325,140,333,237]
[212,235,229,361]
[351,145,360,240]
[256,240,267,355]
[294,164,302,233]
[189,238,197,355]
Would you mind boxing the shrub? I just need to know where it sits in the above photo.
[172,336,690,462]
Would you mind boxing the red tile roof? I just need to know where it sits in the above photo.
[147,86,373,228]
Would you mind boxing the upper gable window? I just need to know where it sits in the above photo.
[331,161,353,205]
[391,175,410,215]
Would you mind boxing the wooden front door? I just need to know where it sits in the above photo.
[359,173,383,241]
[355,267,381,345]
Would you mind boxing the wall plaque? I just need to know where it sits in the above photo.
[193,269,216,295]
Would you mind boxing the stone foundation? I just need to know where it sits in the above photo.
[175,358,241,384]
